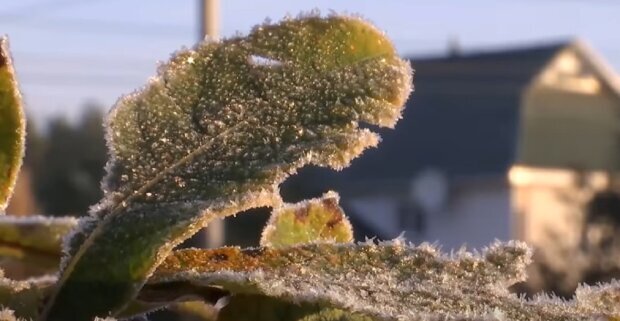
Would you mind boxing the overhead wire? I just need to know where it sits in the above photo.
[0,0,104,21]
[2,17,191,38]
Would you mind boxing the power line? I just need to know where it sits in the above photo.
[0,17,192,38]
[13,51,161,69]
[18,72,145,88]
[0,0,104,21]
[516,0,620,5]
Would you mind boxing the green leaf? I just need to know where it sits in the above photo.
[0,37,25,212]
[261,191,353,248]
[147,241,620,321]
[42,14,412,320]
[0,216,77,275]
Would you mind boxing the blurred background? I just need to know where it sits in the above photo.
[3,0,620,307]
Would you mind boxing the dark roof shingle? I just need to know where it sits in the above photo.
[343,42,567,180]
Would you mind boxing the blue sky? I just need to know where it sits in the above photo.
[1,0,619,122]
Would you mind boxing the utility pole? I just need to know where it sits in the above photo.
[198,0,224,249]
[199,0,219,41]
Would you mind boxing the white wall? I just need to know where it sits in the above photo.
[425,185,511,250]
[348,181,511,250]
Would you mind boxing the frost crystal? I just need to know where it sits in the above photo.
[43,14,412,321]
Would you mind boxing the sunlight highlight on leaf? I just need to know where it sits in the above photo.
[261,191,353,248]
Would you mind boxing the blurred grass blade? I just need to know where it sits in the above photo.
[0,37,25,213]
[42,14,412,321]
[261,191,353,248]
[0,216,77,276]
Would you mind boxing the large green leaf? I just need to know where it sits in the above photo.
[261,191,353,248]
[0,37,25,212]
[42,14,412,320]
[148,241,620,321]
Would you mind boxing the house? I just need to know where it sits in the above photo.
[284,39,620,252]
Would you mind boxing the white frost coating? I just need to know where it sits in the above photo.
[0,215,78,225]
[58,216,94,271]
[0,269,56,292]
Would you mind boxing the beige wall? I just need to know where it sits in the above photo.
[509,166,606,243]
[5,167,39,216]
[518,48,620,172]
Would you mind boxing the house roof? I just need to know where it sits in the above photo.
[345,42,567,180]
[284,41,570,196]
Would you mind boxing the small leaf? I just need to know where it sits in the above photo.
[261,191,353,248]
[146,241,620,320]
[0,37,25,212]
[43,14,412,321]
[0,216,77,275]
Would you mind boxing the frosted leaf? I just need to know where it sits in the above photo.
[0,216,77,275]
[0,37,25,213]
[148,241,532,320]
[261,191,353,248]
[145,240,620,320]
[43,13,412,321]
